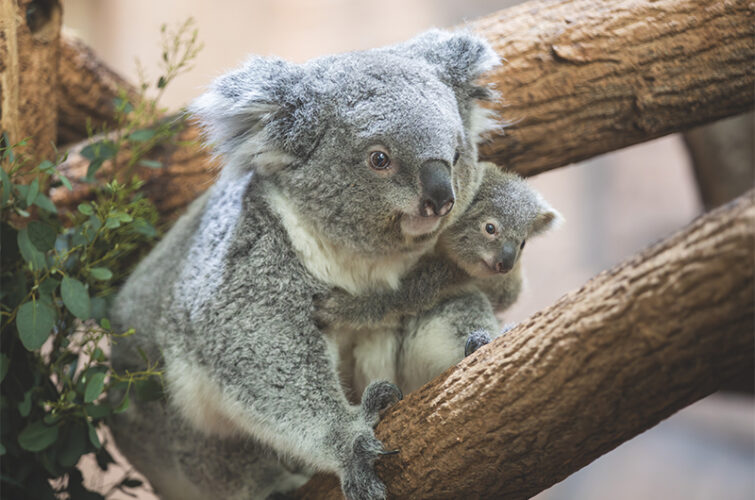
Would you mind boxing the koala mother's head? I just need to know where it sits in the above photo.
[192,30,499,256]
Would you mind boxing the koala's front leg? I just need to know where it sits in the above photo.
[202,310,399,500]
[398,289,498,393]
[315,256,468,328]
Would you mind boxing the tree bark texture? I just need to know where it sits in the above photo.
[49,0,754,219]
[683,112,754,211]
[48,122,219,219]
[0,0,61,165]
[56,33,139,146]
[475,0,755,175]
[296,190,755,499]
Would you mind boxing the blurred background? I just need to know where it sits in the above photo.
[62,1,754,498]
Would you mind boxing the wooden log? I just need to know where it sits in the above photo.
[476,0,755,175]
[56,33,139,146]
[296,189,755,499]
[49,0,754,219]
[0,0,62,166]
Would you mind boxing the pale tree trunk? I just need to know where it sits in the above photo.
[49,0,754,218]
[296,190,755,499]
[0,0,61,167]
[684,112,754,210]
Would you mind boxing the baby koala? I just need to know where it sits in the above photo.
[317,162,561,392]
[317,161,561,329]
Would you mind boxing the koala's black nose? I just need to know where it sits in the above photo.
[495,242,519,273]
[419,160,455,217]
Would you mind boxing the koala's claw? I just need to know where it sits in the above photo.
[465,330,492,357]
[378,448,399,456]
[361,381,402,427]
[342,433,389,500]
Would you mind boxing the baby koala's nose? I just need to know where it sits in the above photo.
[419,160,455,217]
[495,261,512,273]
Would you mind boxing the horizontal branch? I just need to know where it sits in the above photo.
[51,0,754,218]
[296,190,755,498]
[475,0,755,175]
[57,33,139,146]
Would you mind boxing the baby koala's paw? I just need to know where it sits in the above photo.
[361,380,403,427]
[342,433,393,500]
[464,330,492,357]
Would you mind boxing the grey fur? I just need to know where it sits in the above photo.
[315,162,561,394]
[316,162,562,327]
[109,30,499,500]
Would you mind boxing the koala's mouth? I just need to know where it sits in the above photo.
[400,213,443,237]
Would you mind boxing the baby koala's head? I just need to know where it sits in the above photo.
[439,162,561,278]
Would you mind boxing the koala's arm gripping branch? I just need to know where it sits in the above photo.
[50,0,753,219]
[295,190,755,499]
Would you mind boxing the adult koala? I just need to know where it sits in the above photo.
[108,30,499,500]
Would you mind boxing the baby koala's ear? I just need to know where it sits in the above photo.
[531,200,564,236]
[402,29,500,98]
[189,56,309,175]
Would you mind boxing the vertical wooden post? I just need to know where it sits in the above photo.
[0,0,62,168]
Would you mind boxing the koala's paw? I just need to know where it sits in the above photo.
[342,434,391,500]
[464,330,492,357]
[361,380,402,427]
[313,288,361,329]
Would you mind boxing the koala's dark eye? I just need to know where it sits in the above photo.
[520,239,526,250]
[485,223,496,235]
[368,151,391,170]
[453,150,461,165]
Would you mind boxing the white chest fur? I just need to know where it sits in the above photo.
[264,187,426,294]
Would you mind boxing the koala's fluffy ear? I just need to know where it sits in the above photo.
[190,56,311,175]
[531,200,564,237]
[401,29,500,99]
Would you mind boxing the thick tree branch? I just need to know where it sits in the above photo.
[476,0,754,175]
[56,33,139,146]
[50,0,754,218]
[296,190,755,499]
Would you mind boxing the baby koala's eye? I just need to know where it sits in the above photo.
[368,151,391,170]
[520,239,526,250]
[485,223,496,235]
[453,150,461,165]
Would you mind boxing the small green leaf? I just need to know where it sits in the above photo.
[59,174,73,191]
[15,207,30,217]
[0,168,11,205]
[100,318,111,330]
[17,228,47,269]
[18,420,58,452]
[38,277,60,299]
[86,403,110,419]
[61,276,91,320]
[25,178,39,206]
[84,372,106,403]
[77,203,94,215]
[80,141,117,161]
[113,393,129,414]
[33,193,57,213]
[18,390,32,417]
[157,76,167,89]
[128,129,156,142]
[57,423,86,468]
[37,160,55,173]
[87,421,101,449]
[89,267,113,281]
[112,97,134,115]
[86,158,105,180]
[92,348,105,362]
[137,159,163,169]
[27,221,56,252]
[0,354,8,382]
[16,300,54,350]
[104,217,121,229]
[132,219,157,238]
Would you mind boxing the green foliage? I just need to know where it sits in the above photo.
[0,18,202,499]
